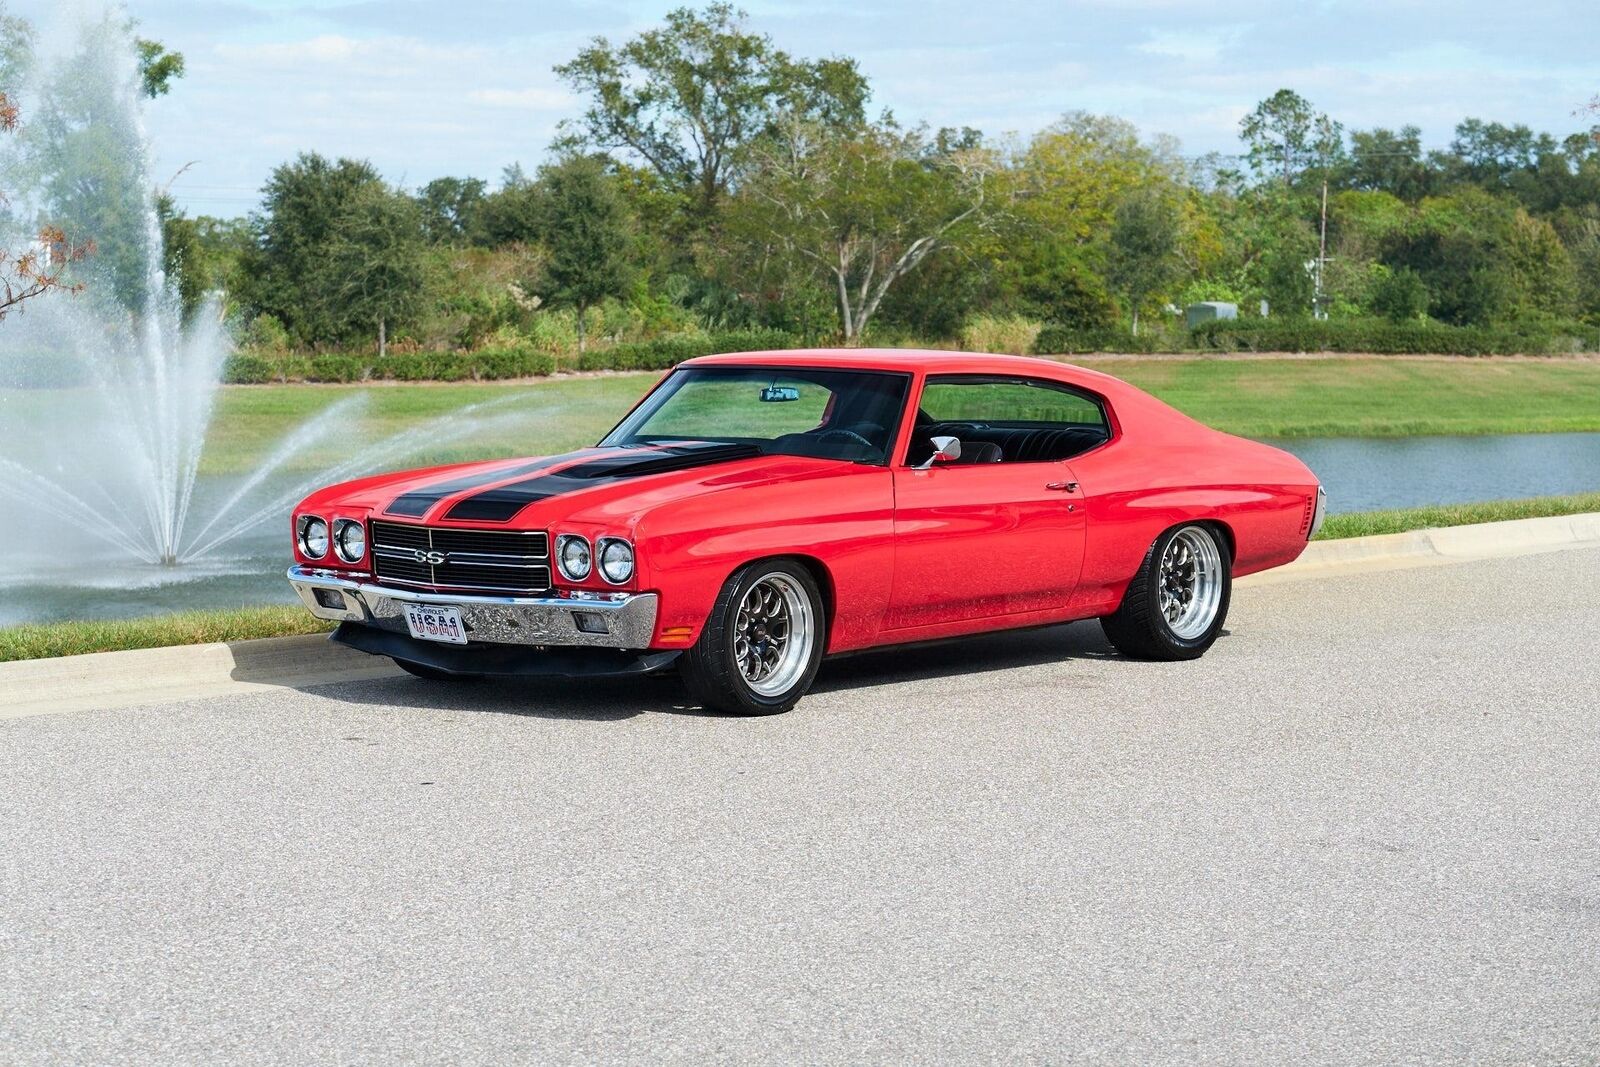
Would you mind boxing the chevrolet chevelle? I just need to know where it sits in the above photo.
[289,350,1325,714]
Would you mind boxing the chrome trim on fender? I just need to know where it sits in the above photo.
[1308,484,1327,540]
[286,566,658,649]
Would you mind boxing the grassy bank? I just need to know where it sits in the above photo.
[1313,492,1600,540]
[6,491,1597,662]
[0,605,334,663]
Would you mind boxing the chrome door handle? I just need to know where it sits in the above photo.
[1045,481,1078,492]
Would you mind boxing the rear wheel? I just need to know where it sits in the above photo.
[1100,524,1231,660]
[680,560,826,715]
[392,658,476,682]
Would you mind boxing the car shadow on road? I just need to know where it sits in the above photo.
[308,619,1121,723]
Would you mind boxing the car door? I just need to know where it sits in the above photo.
[884,375,1094,631]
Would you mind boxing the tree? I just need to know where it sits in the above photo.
[0,81,91,323]
[416,176,486,244]
[135,38,184,97]
[1106,189,1182,335]
[1239,89,1343,187]
[15,17,184,311]
[243,153,426,349]
[555,3,868,216]
[533,155,632,352]
[730,117,991,344]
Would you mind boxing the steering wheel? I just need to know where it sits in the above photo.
[816,428,874,449]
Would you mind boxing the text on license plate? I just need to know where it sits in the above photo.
[403,605,466,644]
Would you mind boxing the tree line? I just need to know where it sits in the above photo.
[16,5,1600,353]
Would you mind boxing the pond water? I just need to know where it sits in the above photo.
[4,433,1598,627]
[1268,432,1600,516]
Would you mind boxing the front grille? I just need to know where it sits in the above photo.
[370,520,551,594]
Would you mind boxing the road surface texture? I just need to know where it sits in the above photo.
[4,548,1598,1065]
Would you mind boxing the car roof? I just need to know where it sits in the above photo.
[683,348,1129,393]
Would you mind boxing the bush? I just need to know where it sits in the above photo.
[1032,325,1173,355]
[1370,268,1430,323]
[576,328,800,371]
[959,314,1043,355]
[222,354,277,384]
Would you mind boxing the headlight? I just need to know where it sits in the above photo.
[557,534,592,580]
[334,519,366,563]
[598,538,634,584]
[298,515,329,559]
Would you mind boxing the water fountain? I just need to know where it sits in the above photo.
[0,9,540,625]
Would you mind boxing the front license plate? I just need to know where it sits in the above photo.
[403,605,466,645]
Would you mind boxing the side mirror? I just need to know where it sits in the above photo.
[915,435,962,470]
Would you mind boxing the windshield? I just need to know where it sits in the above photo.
[601,366,910,465]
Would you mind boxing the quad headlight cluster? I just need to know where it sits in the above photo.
[296,515,367,564]
[556,534,634,585]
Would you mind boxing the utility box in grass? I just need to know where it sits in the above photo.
[1185,301,1238,329]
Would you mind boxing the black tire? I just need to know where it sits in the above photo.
[392,658,476,682]
[1100,523,1232,661]
[680,559,827,715]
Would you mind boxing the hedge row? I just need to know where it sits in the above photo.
[573,328,801,371]
[1189,318,1600,355]
[1033,318,1600,357]
[222,330,803,384]
[223,345,558,384]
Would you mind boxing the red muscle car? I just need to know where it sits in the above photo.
[288,350,1324,714]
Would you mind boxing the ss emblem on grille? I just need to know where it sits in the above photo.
[412,549,447,565]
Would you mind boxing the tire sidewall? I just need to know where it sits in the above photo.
[716,560,827,713]
[1148,524,1232,655]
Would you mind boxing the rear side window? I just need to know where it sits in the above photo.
[919,379,1107,427]
[908,375,1111,466]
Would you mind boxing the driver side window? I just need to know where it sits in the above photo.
[908,376,1110,466]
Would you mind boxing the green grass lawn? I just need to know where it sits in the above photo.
[1078,355,1600,438]
[190,356,1600,475]
[10,357,1594,478]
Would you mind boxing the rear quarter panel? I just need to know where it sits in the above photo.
[1067,386,1318,617]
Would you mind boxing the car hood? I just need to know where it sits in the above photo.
[298,443,854,528]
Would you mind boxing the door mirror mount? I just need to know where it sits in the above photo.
[915,435,962,470]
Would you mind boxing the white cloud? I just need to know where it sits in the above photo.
[468,88,576,111]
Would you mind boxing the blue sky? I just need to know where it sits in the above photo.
[54,0,1600,215]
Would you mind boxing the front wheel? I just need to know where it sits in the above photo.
[680,560,827,715]
[1100,523,1232,660]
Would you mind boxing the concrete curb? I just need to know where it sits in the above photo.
[0,634,400,721]
[3,511,1598,720]
[1238,510,1600,586]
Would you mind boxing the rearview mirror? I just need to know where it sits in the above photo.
[760,385,801,403]
[916,435,962,470]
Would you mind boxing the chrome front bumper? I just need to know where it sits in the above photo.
[286,566,659,649]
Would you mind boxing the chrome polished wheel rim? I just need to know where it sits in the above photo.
[1159,527,1223,640]
[734,572,814,697]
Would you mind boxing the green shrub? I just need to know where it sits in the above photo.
[222,354,277,384]
[576,328,799,371]
[1032,326,1171,355]
[307,355,367,383]
[960,314,1043,355]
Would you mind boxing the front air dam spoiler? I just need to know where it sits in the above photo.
[331,623,682,678]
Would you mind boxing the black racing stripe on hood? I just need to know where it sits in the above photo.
[385,452,598,517]
[443,443,764,523]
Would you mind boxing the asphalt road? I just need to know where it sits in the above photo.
[4,548,1599,1065]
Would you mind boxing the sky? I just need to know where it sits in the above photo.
[30,0,1600,216]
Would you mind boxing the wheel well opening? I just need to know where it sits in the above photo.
[751,554,837,652]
